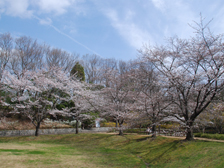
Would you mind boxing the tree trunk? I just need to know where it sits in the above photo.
[76,119,79,134]
[158,125,160,135]
[116,120,118,127]
[202,127,205,134]
[151,124,156,138]
[119,129,123,135]
[185,121,194,140]
[35,122,40,136]
[217,125,222,134]
[118,123,123,135]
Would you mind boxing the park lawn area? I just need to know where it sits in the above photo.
[0,133,223,168]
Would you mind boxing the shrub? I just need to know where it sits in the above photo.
[100,122,116,127]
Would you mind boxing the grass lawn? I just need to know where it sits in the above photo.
[0,133,224,168]
[194,133,224,140]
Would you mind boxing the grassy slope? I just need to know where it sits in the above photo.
[0,134,223,168]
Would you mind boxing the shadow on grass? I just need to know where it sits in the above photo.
[149,140,180,164]
[136,137,149,142]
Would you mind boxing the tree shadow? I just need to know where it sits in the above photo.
[149,140,180,163]
[136,137,149,142]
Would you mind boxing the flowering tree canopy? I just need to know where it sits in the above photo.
[139,18,224,140]
[1,67,88,136]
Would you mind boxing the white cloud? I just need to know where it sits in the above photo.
[0,0,83,18]
[151,0,166,12]
[151,0,197,39]
[36,0,73,15]
[0,0,33,18]
[0,1,5,14]
[102,8,152,49]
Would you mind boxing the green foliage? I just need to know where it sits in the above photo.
[0,90,14,105]
[160,123,181,129]
[0,91,14,113]
[194,133,224,140]
[55,100,75,121]
[124,128,147,134]
[0,103,13,112]
[56,100,75,110]
[70,62,85,82]
[81,111,100,128]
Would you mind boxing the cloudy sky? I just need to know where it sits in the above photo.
[1,0,224,60]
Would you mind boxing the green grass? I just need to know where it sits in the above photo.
[124,128,147,134]
[194,133,224,140]
[0,133,223,167]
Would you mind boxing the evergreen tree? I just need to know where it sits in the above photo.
[70,62,85,82]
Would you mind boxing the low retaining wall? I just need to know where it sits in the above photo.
[0,127,115,137]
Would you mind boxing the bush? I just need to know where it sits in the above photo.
[100,122,116,127]
[159,123,180,129]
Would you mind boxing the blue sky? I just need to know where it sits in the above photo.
[1,0,224,61]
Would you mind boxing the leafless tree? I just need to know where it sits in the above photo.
[139,17,224,140]
[81,54,103,84]
[45,47,78,73]
[9,36,45,78]
[99,58,117,87]
[0,32,13,80]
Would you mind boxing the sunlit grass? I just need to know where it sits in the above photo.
[0,133,223,167]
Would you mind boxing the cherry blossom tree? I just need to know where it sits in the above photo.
[136,84,171,137]
[139,17,224,140]
[61,82,100,134]
[100,68,138,135]
[127,61,172,137]
[194,109,212,133]
[196,102,224,133]
[1,68,77,136]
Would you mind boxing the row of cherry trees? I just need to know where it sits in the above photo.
[1,18,224,140]
[82,18,224,139]
[1,67,99,136]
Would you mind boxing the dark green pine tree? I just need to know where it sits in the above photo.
[70,62,85,82]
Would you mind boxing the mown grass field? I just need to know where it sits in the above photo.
[0,133,224,168]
